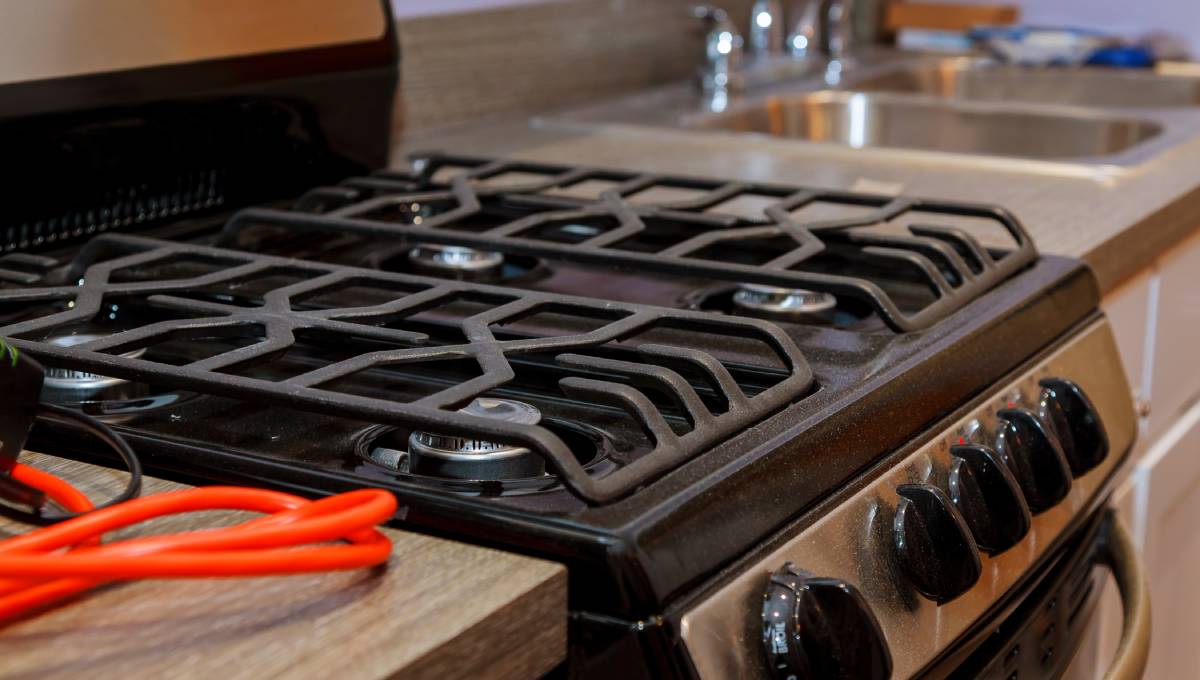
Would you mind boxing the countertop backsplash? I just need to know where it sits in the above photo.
[393,0,755,136]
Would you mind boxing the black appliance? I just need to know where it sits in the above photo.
[0,3,1146,679]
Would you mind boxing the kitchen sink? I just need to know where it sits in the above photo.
[850,58,1200,109]
[547,53,1200,166]
[684,91,1163,160]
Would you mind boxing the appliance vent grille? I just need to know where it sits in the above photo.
[2,170,226,252]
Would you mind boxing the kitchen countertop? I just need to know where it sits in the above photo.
[0,454,566,680]
[396,90,1200,295]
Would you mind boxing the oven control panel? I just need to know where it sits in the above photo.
[680,319,1136,680]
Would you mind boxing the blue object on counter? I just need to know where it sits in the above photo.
[968,25,1114,66]
[1086,45,1155,68]
[968,25,1110,42]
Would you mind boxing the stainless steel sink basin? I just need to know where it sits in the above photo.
[849,58,1200,109]
[684,91,1163,160]
[547,53,1200,166]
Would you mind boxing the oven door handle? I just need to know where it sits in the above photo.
[1099,510,1152,680]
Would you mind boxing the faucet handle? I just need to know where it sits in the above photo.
[690,5,744,65]
[825,0,853,59]
[788,0,854,61]
[787,0,822,59]
[690,4,730,23]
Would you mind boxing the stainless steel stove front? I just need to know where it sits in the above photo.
[680,318,1139,679]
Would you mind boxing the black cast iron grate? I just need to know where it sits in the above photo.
[219,154,1039,332]
[0,234,813,504]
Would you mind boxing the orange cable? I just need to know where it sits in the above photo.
[0,462,396,623]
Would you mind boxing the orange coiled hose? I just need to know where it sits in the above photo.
[0,462,396,623]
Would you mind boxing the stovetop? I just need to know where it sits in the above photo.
[0,155,1100,616]
[219,155,1039,332]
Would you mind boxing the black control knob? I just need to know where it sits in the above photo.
[949,444,1032,554]
[762,564,892,680]
[893,484,982,604]
[995,408,1072,513]
[1038,378,1109,477]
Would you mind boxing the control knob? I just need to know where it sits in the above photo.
[761,564,892,680]
[893,484,982,603]
[948,444,1032,554]
[1038,377,1109,477]
[994,408,1072,513]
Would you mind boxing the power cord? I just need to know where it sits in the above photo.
[0,403,143,525]
[0,461,396,623]
[0,342,397,624]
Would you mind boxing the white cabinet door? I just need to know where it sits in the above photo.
[1102,269,1155,468]
[1102,268,1152,415]
[1120,399,1200,679]
[1147,229,1200,443]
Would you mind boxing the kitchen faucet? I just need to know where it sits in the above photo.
[749,0,785,58]
[788,0,854,61]
[690,5,744,99]
[693,0,855,100]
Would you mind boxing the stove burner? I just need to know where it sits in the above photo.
[242,153,1038,332]
[407,244,504,279]
[407,398,546,480]
[5,233,813,503]
[42,334,146,394]
[732,284,838,319]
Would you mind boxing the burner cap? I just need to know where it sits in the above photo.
[42,334,145,392]
[407,244,504,276]
[407,398,546,479]
[731,284,837,318]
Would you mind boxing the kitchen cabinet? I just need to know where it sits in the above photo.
[1079,226,1200,679]
[1101,268,1153,465]
[1146,228,1200,443]
[1073,400,1200,679]
[1101,269,1152,420]
[1117,401,1200,678]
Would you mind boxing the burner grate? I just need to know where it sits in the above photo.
[0,234,813,504]
[220,154,1038,332]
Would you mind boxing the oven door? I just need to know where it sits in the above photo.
[943,509,1149,680]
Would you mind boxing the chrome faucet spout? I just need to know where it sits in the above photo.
[749,0,785,59]
[690,5,744,98]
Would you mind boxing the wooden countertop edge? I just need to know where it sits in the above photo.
[1085,182,1200,293]
[401,567,567,680]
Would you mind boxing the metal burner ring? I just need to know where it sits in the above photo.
[407,398,546,479]
[732,284,837,317]
[407,244,504,274]
[42,334,145,391]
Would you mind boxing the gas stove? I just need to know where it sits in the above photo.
[0,3,1140,678]
[1,154,1136,679]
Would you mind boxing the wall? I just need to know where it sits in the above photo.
[393,0,755,135]
[931,0,1200,56]
[391,0,1200,139]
